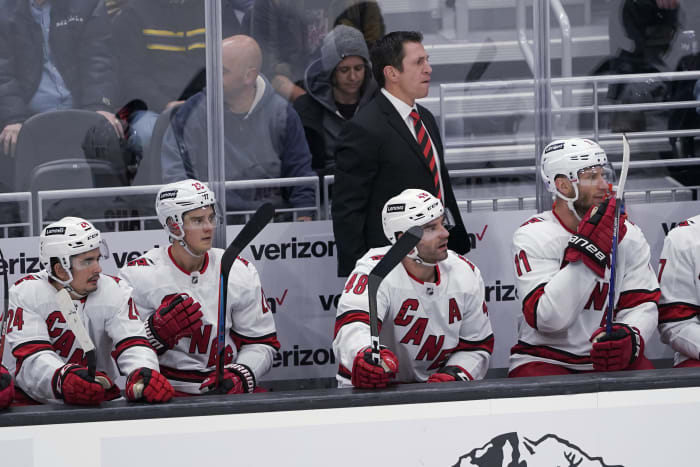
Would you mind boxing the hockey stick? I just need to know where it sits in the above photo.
[0,249,9,361]
[605,134,631,335]
[368,226,423,366]
[55,288,97,379]
[214,203,275,391]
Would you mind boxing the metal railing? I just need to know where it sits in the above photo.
[0,192,32,237]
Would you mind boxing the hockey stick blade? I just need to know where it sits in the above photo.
[0,249,9,360]
[213,203,275,392]
[368,226,423,365]
[56,288,97,379]
[606,134,631,334]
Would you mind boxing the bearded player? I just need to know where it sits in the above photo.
[509,138,659,377]
[333,189,494,388]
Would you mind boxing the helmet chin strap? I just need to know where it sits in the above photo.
[407,248,438,267]
[178,238,206,258]
[48,271,87,298]
[556,182,583,222]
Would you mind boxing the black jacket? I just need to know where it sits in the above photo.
[332,92,470,276]
[0,0,116,129]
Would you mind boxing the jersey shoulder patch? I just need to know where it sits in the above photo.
[126,257,153,267]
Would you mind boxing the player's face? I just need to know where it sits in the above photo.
[68,248,102,295]
[574,165,611,216]
[182,206,216,254]
[334,56,365,100]
[415,215,450,263]
[392,41,432,103]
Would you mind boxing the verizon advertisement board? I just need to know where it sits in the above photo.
[0,201,697,381]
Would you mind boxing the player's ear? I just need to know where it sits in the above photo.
[554,176,574,197]
[52,261,69,281]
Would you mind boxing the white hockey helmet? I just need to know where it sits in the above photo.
[541,138,612,218]
[40,217,106,284]
[156,179,217,242]
[541,138,609,192]
[382,189,448,265]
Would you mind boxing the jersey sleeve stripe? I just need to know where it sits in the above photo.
[457,335,495,354]
[110,336,153,362]
[160,365,209,383]
[229,330,281,351]
[511,340,592,365]
[659,302,700,323]
[11,340,54,375]
[522,283,547,330]
[334,310,379,338]
[615,288,661,312]
[337,364,352,380]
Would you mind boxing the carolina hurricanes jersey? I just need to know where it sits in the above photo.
[118,245,279,394]
[509,210,660,372]
[333,247,494,388]
[1,270,157,403]
[658,215,700,366]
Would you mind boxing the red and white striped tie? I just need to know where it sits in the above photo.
[409,109,442,200]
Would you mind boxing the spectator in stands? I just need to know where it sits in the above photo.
[331,30,470,277]
[597,0,679,132]
[293,25,378,176]
[0,0,122,158]
[657,215,700,368]
[161,35,315,220]
[509,138,659,377]
[249,0,385,102]
[111,0,243,172]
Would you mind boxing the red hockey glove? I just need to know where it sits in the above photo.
[52,364,118,405]
[146,293,203,353]
[0,365,14,409]
[427,365,473,383]
[125,367,174,403]
[351,347,399,389]
[200,363,256,395]
[563,197,627,278]
[590,323,643,371]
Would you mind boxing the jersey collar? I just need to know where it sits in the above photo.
[167,245,210,276]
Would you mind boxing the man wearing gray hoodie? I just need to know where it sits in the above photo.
[293,25,378,175]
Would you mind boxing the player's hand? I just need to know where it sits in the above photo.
[0,123,21,157]
[200,363,256,395]
[52,364,117,405]
[351,347,399,388]
[0,365,15,409]
[563,197,627,277]
[126,367,174,403]
[427,365,472,383]
[146,293,203,353]
[590,323,642,371]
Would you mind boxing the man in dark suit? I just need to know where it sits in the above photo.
[332,30,469,276]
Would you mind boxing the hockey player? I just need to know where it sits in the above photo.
[119,179,279,395]
[333,189,494,388]
[509,138,659,377]
[2,217,173,405]
[657,215,700,367]
[0,365,13,409]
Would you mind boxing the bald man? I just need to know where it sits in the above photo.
[161,35,315,220]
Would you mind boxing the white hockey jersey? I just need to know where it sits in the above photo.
[333,247,494,388]
[658,215,700,366]
[1,270,158,404]
[119,246,279,394]
[509,210,660,372]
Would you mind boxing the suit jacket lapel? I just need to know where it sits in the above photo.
[376,93,433,172]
